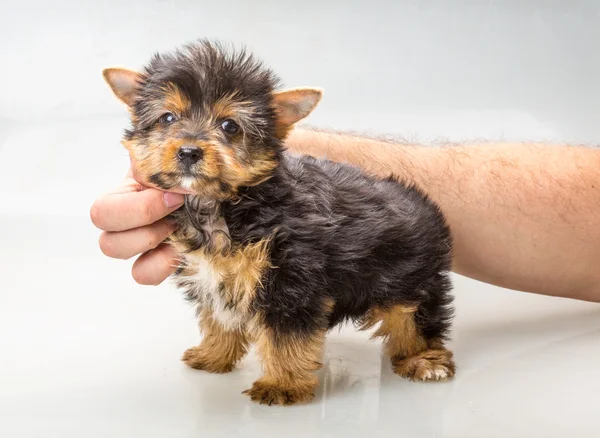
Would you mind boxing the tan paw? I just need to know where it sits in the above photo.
[181,346,236,374]
[393,349,456,382]
[243,379,316,406]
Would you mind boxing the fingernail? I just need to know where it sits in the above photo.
[163,192,185,208]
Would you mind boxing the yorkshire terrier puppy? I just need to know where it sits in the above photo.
[103,40,455,406]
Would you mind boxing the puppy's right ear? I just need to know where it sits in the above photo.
[102,67,141,107]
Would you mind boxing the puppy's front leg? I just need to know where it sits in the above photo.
[182,308,249,373]
[244,326,325,406]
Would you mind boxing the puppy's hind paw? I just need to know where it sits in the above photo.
[393,349,456,382]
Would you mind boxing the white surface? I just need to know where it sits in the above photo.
[1,1,600,437]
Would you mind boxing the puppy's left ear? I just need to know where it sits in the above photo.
[272,87,323,139]
[102,67,141,107]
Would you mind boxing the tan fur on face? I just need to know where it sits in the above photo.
[123,137,220,178]
[182,307,249,373]
[123,135,239,199]
[116,84,315,197]
[120,88,279,197]
[219,146,278,188]
[123,133,277,197]
[162,83,191,115]
[211,93,279,188]
[213,93,253,120]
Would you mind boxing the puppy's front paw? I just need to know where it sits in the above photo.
[393,349,455,382]
[243,379,316,406]
[181,346,236,374]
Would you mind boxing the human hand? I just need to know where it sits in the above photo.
[90,169,185,285]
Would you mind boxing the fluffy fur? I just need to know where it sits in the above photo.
[103,39,455,406]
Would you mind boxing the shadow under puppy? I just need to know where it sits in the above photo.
[103,40,455,406]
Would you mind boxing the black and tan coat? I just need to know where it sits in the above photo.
[103,40,455,406]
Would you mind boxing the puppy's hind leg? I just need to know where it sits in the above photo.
[365,280,455,381]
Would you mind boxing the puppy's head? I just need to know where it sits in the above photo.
[103,40,322,199]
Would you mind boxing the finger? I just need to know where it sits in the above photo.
[132,243,180,286]
[90,188,184,232]
[109,176,146,195]
[98,219,176,260]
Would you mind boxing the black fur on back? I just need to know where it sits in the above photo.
[222,154,454,339]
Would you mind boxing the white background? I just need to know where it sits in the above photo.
[1,1,599,437]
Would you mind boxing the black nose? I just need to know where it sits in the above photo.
[177,146,203,167]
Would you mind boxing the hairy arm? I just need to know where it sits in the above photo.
[286,129,600,302]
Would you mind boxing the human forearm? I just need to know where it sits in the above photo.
[286,129,600,301]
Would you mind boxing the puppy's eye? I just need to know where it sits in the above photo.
[159,112,178,124]
[221,119,240,135]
